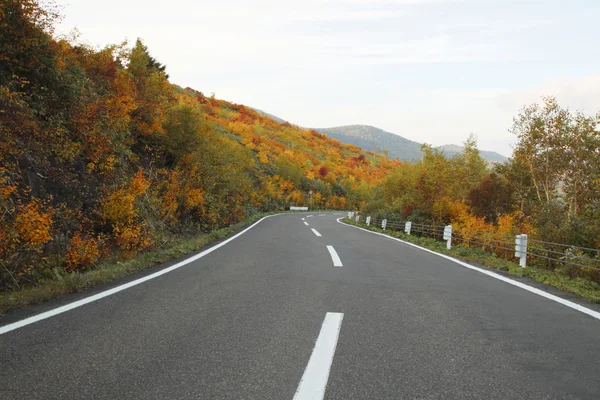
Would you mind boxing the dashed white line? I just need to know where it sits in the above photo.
[304,221,309,226]
[293,312,344,400]
[302,218,305,221]
[307,215,313,218]
[311,228,322,237]
[326,245,343,267]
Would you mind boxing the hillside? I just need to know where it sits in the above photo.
[310,125,506,163]
[0,0,399,290]
[315,125,423,161]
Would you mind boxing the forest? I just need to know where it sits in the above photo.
[1,0,599,294]
[0,0,399,291]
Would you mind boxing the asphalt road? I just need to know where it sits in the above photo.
[1,213,600,399]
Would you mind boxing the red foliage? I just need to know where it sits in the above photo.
[319,166,329,177]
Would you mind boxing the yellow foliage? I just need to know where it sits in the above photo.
[13,199,53,249]
[101,170,149,225]
[185,188,205,211]
[288,190,304,205]
[258,152,269,164]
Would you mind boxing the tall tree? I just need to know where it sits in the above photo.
[511,96,571,205]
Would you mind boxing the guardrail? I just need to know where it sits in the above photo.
[346,212,600,272]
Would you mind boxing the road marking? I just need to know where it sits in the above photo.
[311,228,322,237]
[293,312,344,400]
[326,245,343,267]
[304,221,309,226]
[307,215,313,218]
[0,214,285,335]
[337,218,600,322]
[302,218,305,221]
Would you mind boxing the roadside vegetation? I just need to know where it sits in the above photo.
[0,210,306,313]
[0,0,395,303]
[361,97,600,291]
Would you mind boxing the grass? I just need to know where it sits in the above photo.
[344,218,600,304]
[0,210,313,315]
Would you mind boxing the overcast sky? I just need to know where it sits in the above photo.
[54,0,600,157]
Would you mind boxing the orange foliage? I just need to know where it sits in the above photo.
[13,199,54,250]
[66,232,102,271]
[113,224,152,257]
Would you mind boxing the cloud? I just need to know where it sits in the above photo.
[497,75,600,114]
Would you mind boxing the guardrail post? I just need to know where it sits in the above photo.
[515,234,528,268]
[366,216,371,226]
[355,215,360,223]
[404,221,412,235]
[382,219,387,230]
[443,225,452,249]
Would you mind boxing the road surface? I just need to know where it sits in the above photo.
[1,213,599,399]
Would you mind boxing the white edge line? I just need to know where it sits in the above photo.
[326,245,343,267]
[0,214,284,335]
[311,228,322,237]
[336,218,600,321]
[293,312,344,400]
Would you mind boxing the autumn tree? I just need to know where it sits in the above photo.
[468,173,513,224]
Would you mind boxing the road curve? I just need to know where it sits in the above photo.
[1,213,599,399]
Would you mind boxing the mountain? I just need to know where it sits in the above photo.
[251,111,508,163]
[315,125,423,162]
[314,125,508,163]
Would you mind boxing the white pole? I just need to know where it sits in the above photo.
[515,234,528,268]
[444,225,452,249]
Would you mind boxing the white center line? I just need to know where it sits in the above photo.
[326,245,343,267]
[311,228,322,237]
[304,221,309,226]
[293,312,344,400]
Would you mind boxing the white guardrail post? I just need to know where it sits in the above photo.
[366,216,371,226]
[382,219,387,230]
[404,221,412,235]
[515,234,528,268]
[355,214,360,223]
[443,225,452,249]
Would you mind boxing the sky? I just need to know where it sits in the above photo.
[53,0,600,157]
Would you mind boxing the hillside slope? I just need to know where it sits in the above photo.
[315,125,423,161]
[0,0,399,290]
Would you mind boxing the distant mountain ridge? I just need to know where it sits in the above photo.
[315,125,423,161]
[252,109,508,163]
[314,125,508,163]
